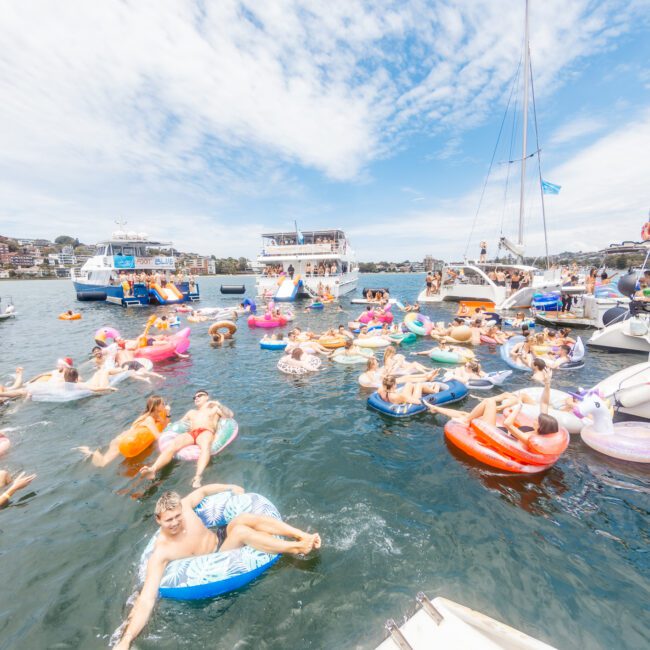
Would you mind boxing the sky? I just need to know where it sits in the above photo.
[0,0,649,262]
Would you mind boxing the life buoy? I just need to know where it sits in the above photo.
[208,321,237,339]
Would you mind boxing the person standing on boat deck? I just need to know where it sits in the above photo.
[479,241,487,263]
[425,272,434,295]
[287,264,294,279]
[510,270,521,295]
[495,268,506,287]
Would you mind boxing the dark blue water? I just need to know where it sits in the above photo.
[0,275,648,650]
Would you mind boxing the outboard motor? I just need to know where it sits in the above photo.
[617,271,638,298]
[602,306,630,327]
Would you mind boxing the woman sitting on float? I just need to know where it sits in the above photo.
[378,372,442,405]
[75,395,170,467]
[382,346,429,376]
[359,357,437,389]
[427,369,562,443]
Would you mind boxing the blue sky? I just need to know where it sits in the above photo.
[0,0,648,261]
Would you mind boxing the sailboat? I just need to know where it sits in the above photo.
[419,0,563,310]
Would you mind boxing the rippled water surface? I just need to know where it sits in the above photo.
[0,275,648,650]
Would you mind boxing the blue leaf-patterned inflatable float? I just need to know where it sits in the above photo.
[139,491,281,600]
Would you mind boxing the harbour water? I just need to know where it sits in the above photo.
[0,275,648,649]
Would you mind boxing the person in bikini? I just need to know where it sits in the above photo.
[75,395,170,467]
[139,390,233,487]
[113,486,321,650]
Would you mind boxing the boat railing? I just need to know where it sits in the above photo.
[261,243,346,256]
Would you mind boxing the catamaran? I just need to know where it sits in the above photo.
[254,229,358,301]
[419,0,565,311]
[71,228,200,307]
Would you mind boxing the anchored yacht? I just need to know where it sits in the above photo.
[255,229,358,301]
[71,229,200,307]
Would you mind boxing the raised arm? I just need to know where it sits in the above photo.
[184,483,244,509]
[209,400,233,419]
[114,553,168,650]
[540,370,551,415]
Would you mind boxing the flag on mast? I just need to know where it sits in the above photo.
[541,179,561,195]
[295,221,304,244]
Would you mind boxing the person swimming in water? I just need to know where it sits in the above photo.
[112,485,321,650]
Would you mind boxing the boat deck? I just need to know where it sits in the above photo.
[534,311,595,329]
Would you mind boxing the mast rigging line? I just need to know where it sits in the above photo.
[463,57,522,260]
[528,44,551,269]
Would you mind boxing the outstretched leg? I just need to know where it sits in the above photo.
[220,517,321,555]
[75,437,123,467]
[191,431,214,488]
[140,433,194,479]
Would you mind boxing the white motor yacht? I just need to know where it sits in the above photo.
[255,229,358,301]
[418,262,563,309]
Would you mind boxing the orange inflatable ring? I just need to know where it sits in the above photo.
[208,321,237,339]
[471,413,568,465]
[318,335,347,349]
[444,413,567,473]
[59,313,81,320]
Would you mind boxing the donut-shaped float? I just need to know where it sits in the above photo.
[157,418,239,461]
[208,321,237,339]
[277,355,322,375]
[260,338,288,351]
[95,326,121,347]
[367,380,468,418]
[355,336,391,349]
[59,313,81,320]
[332,348,374,365]
[247,314,288,328]
[318,335,347,349]
[404,313,432,336]
[138,491,281,600]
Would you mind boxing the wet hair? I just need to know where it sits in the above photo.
[134,395,166,426]
[155,491,182,517]
[560,344,571,354]
[537,413,559,436]
[366,357,378,370]
[383,346,396,363]
[547,329,557,338]
[382,375,397,390]
[291,347,303,360]
[344,339,353,349]
[193,389,208,398]
[532,358,546,371]
[63,367,79,383]
[559,328,571,337]
[91,346,102,355]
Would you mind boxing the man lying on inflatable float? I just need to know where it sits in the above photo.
[113,485,321,650]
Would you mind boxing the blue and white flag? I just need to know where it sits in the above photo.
[541,179,562,195]
[295,221,304,244]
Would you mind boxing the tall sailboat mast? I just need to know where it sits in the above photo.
[518,0,530,248]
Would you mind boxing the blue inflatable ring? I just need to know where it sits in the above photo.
[138,492,281,600]
[367,379,468,417]
[260,339,288,350]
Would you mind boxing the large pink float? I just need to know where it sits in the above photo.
[135,327,191,362]
[247,313,288,328]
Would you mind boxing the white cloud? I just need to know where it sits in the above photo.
[548,116,608,146]
[0,1,647,255]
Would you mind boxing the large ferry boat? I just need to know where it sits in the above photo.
[255,229,358,301]
[71,229,200,307]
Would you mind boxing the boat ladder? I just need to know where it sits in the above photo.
[384,592,444,650]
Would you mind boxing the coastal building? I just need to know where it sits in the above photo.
[185,256,214,275]
[11,255,35,267]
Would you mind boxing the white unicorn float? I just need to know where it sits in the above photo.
[574,389,650,463]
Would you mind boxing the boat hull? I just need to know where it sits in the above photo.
[587,320,650,353]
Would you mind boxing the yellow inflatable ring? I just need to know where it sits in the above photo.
[318,335,347,349]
